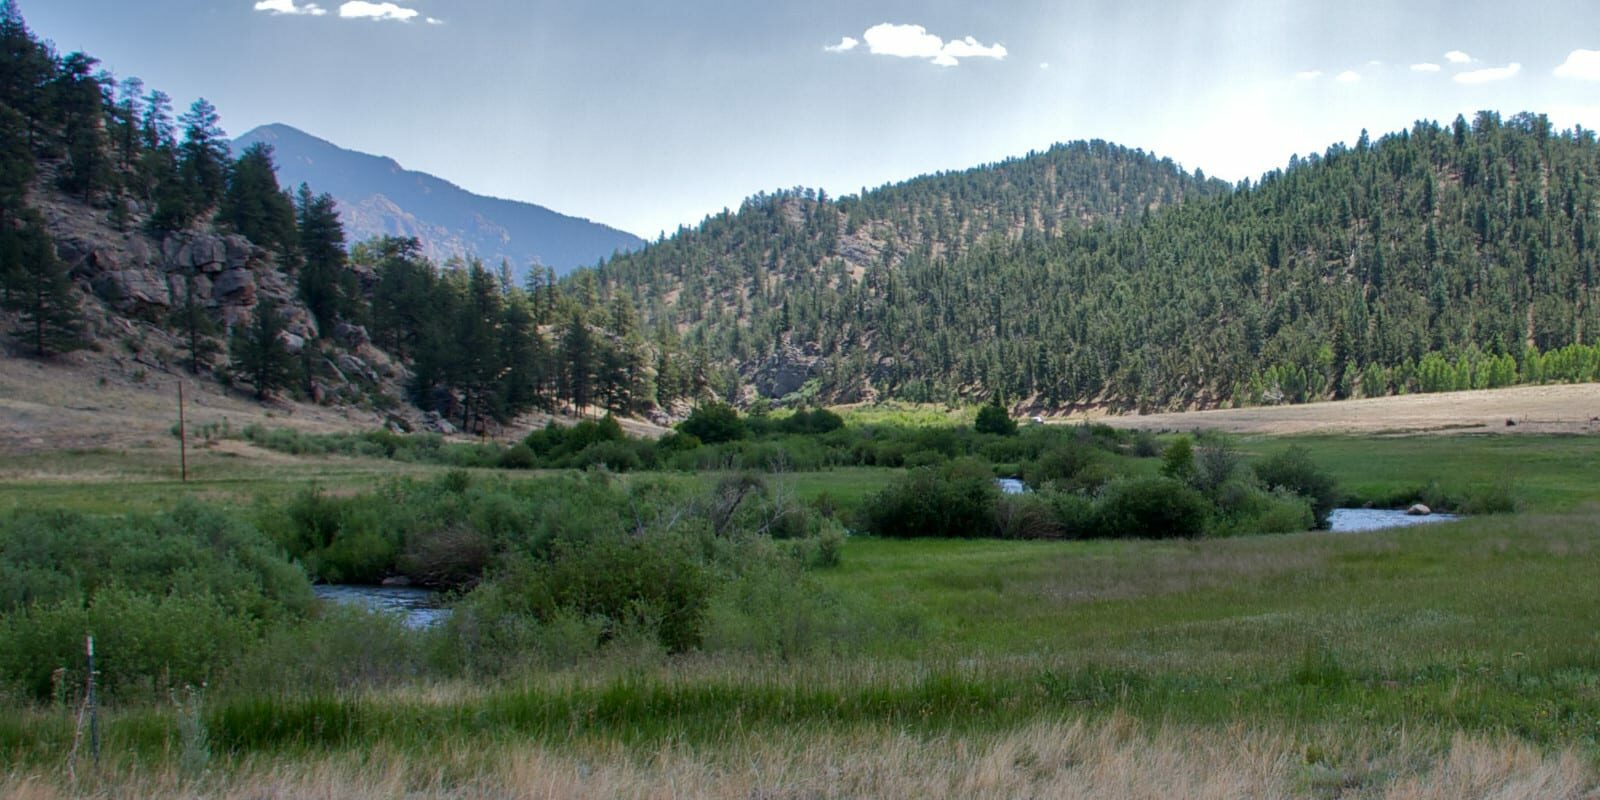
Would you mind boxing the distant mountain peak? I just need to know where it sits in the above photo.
[232,124,643,278]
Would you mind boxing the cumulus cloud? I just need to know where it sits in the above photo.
[254,0,326,16]
[1454,62,1521,84]
[1554,49,1600,80]
[1336,70,1361,83]
[1294,70,1323,80]
[1445,50,1473,64]
[825,23,1006,67]
[1411,62,1441,72]
[339,1,419,21]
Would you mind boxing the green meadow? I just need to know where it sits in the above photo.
[1,428,1597,797]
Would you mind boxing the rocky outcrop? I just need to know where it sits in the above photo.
[750,341,825,399]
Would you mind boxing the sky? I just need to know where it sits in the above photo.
[24,0,1600,239]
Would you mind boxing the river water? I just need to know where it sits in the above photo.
[312,584,450,628]
[1327,508,1460,532]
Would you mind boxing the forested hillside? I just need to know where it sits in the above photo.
[594,116,1600,411]
[0,2,676,431]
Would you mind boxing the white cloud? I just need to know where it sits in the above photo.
[1445,50,1473,64]
[426,17,441,24]
[1336,70,1361,83]
[824,36,859,53]
[339,1,420,21]
[1294,70,1323,80]
[1039,62,1049,70]
[1411,62,1441,72]
[856,23,1007,67]
[254,0,326,16]
[1454,62,1521,84]
[1554,49,1600,81]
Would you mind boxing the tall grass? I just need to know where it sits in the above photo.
[4,718,1593,799]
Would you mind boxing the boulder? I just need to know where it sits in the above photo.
[94,269,171,308]
[223,235,254,271]
[165,272,212,304]
[422,411,458,435]
[212,269,256,306]
[185,235,227,273]
[334,321,370,349]
[1406,504,1432,516]
[751,343,823,398]
[279,332,306,354]
[336,353,378,384]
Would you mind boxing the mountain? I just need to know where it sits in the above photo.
[232,124,644,277]
[591,115,1600,411]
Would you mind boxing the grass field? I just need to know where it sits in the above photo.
[2,430,1599,797]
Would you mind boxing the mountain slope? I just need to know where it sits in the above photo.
[233,124,644,277]
[592,115,1600,411]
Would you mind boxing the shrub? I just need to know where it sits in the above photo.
[995,493,1067,540]
[1191,436,1242,496]
[1160,436,1195,481]
[0,587,257,701]
[974,400,1018,436]
[679,403,748,444]
[1094,477,1210,539]
[1209,480,1314,536]
[506,536,713,653]
[1023,440,1102,489]
[1253,446,1341,527]
[497,443,538,470]
[573,440,644,472]
[862,458,999,538]
[398,526,491,589]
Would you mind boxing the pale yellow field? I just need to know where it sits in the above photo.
[4,718,1594,800]
[1069,384,1600,436]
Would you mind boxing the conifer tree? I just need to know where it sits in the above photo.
[229,297,296,399]
[2,214,85,357]
[294,183,351,333]
[221,142,296,253]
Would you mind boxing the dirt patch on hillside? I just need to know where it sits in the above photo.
[0,349,392,456]
[0,348,672,457]
[1067,384,1600,436]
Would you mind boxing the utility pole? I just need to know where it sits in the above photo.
[178,382,188,483]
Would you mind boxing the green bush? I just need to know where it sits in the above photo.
[0,588,257,701]
[499,536,713,653]
[1253,446,1342,527]
[1023,441,1102,489]
[862,458,1000,538]
[995,493,1067,540]
[497,443,538,470]
[678,403,748,444]
[1093,477,1210,539]
[1209,480,1314,536]
[974,400,1017,436]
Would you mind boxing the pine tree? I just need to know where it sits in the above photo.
[221,142,296,253]
[295,183,350,333]
[2,215,85,357]
[0,102,32,224]
[177,98,228,208]
[170,270,219,373]
[229,297,296,400]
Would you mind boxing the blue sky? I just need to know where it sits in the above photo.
[25,0,1600,238]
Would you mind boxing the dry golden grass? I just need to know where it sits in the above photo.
[1068,383,1600,436]
[5,718,1595,799]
